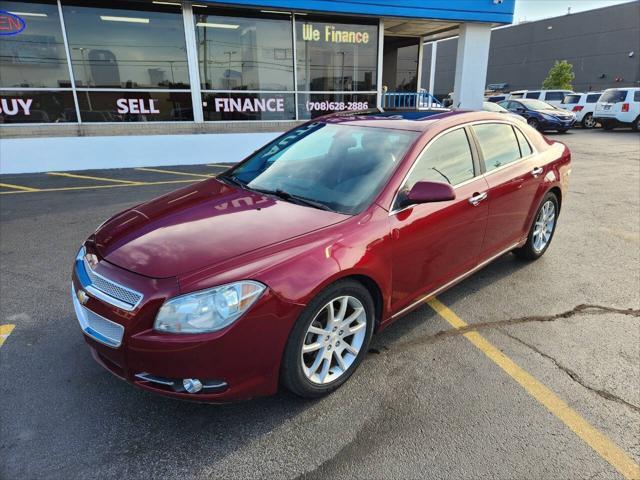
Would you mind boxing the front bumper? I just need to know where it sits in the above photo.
[540,116,575,130]
[72,246,303,402]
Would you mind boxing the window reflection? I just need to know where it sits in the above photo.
[0,91,75,123]
[194,10,293,91]
[0,1,71,88]
[62,1,189,89]
[296,17,377,92]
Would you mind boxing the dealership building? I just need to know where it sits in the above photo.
[0,0,515,173]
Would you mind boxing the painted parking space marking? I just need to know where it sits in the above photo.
[0,324,15,347]
[0,182,40,192]
[427,298,640,480]
[0,179,198,195]
[135,167,215,178]
[47,171,143,185]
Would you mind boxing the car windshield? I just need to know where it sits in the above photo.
[223,122,419,215]
[483,102,508,113]
[600,89,628,103]
[562,95,581,104]
[520,99,556,110]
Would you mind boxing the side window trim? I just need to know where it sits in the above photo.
[513,125,534,159]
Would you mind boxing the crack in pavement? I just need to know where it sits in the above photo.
[499,329,640,414]
[386,304,639,354]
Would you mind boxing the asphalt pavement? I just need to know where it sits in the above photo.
[0,129,638,479]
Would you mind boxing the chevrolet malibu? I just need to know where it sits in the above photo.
[72,110,571,401]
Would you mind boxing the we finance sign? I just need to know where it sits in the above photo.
[301,23,370,44]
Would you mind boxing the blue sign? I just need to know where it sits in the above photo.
[0,11,26,36]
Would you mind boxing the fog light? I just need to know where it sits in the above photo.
[183,378,203,393]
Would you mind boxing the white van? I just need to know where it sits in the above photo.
[593,88,640,131]
[508,90,574,108]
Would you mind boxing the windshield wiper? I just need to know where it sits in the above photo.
[252,188,335,212]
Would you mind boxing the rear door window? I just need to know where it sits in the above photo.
[525,91,541,99]
[586,94,600,103]
[473,123,522,172]
[634,91,640,102]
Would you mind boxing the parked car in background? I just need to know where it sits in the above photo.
[560,92,602,129]
[508,90,574,108]
[71,110,571,402]
[483,101,526,123]
[486,94,508,103]
[499,99,576,132]
[593,88,640,131]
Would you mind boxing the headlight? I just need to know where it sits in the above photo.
[154,281,266,334]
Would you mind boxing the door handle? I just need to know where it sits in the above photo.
[468,191,488,206]
[531,167,544,177]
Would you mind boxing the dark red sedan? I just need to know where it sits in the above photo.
[72,110,571,401]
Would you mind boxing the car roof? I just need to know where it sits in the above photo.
[320,110,519,132]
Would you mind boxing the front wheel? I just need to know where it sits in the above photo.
[280,280,374,398]
[581,113,597,129]
[513,192,559,261]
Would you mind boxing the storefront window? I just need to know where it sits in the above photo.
[202,92,295,121]
[297,92,376,119]
[382,37,419,92]
[62,1,189,89]
[194,9,294,91]
[0,90,75,123]
[0,1,71,88]
[76,90,192,122]
[295,17,377,92]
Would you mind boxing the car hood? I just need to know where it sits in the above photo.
[538,109,572,117]
[94,179,349,278]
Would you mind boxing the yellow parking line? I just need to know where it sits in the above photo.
[427,298,640,480]
[135,167,214,178]
[0,324,15,347]
[47,171,142,185]
[0,182,40,192]
[0,179,199,195]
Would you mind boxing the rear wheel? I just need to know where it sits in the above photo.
[581,113,596,129]
[632,116,640,132]
[281,280,374,398]
[513,192,559,261]
[602,120,615,131]
[527,118,540,130]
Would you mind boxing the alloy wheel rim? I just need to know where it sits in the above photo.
[528,118,538,127]
[533,200,556,252]
[301,296,367,385]
[584,115,596,128]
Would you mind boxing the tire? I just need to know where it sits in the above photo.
[527,118,540,130]
[557,129,569,134]
[632,116,640,132]
[513,192,559,261]
[581,113,596,129]
[602,120,615,131]
[280,279,375,398]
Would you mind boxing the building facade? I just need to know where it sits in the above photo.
[0,0,514,173]
[422,1,640,99]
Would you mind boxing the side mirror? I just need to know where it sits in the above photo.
[401,181,455,208]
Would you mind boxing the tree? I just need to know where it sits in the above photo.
[542,60,575,90]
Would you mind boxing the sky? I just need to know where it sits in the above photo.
[513,0,635,22]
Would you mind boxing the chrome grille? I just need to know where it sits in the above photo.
[72,284,124,348]
[84,259,142,307]
[75,247,143,311]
